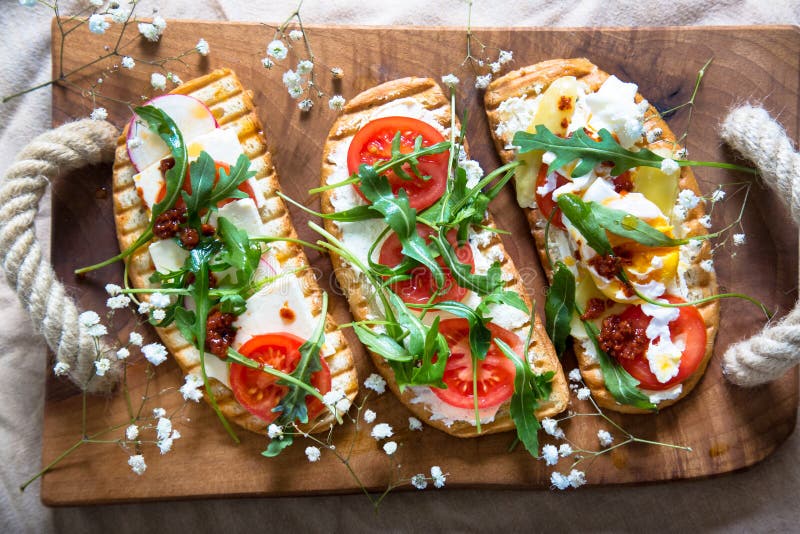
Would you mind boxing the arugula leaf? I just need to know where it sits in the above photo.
[587,201,690,248]
[582,320,656,410]
[207,153,255,206]
[182,151,217,226]
[545,262,576,358]
[432,231,504,296]
[476,289,530,317]
[263,435,294,457]
[495,338,554,457]
[431,300,491,361]
[353,324,413,362]
[557,193,613,256]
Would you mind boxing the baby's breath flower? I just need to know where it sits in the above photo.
[542,418,565,439]
[475,73,492,90]
[166,72,182,85]
[298,99,313,112]
[53,361,70,376]
[106,294,131,310]
[699,215,712,229]
[364,373,386,394]
[142,343,167,366]
[297,60,313,75]
[282,69,301,87]
[137,301,151,315]
[149,293,171,309]
[105,283,122,296]
[288,85,304,99]
[267,424,283,439]
[267,39,288,60]
[558,443,573,457]
[151,309,166,322]
[87,323,108,337]
[109,6,130,23]
[498,50,513,65]
[710,189,726,202]
[371,423,393,440]
[678,189,700,210]
[90,107,108,121]
[79,310,100,327]
[138,22,161,42]
[180,373,203,402]
[129,332,143,346]
[541,444,559,466]
[322,388,350,413]
[568,368,582,383]
[568,469,587,488]
[660,158,680,175]
[195,38,209,56]
[128,454,147,475]
[88,14,110,35]
[597,429,614,447]
[125,424,139,441]
[328,95,345,111]
[550,471,570,490]
[441,73,459,88]
[674,147,688,160]
[490,62,501,73]
[645,127,663,144]
[157,437,174,454]
[431,466,446,488]
[156,417,172,440]
[700,259,714,273]
[116,347,129,360]
[383,441,398,455]
[94,357,111,376]
[289,29,304,41]
[152,407,166,418]
[150,72,167,91]
[408,417,423,431]
[331,66,344,79]
[733,233,746,246]
[261,57,274,69]
[305,446,321,462]
[410,474,428,490]
[576,387,591,401]
[363,409,376,423]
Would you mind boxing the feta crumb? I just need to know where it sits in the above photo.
[150,72,167,91]
[125,425,139,441]
[533,82,544,94]
[142,343,167,366]
[598,429,614,447]
[699,215,712,228]
[305,446,321,462]
[267,39,288,60]
[733,233,746,246]
[383,441,398,455]
[128,454,147,475]
[568,368,582,383]
[541,444,559,465]
[364,373,387,394]
[475,73,492,90]
[195,38,209,56]
[408,417,423,431]
[411,474,428,490]
[660,158,680,175]
[53,361,70,376]
[576,387,591,401]
[441,73,459,88]
[550,471,570,490]
[371,423,393,440]
[363,409,376,423]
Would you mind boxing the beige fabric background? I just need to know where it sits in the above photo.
[1,1,799,532]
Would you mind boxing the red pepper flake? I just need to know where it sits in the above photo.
[580,298,608,321]
[153,207,187,239]
[558,95,573,111]
[279,301,296,323]
[598,314,648,360]
[588,254,624,279]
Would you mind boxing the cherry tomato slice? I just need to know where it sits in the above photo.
[347,116,449,211]
[229,333,332,423]
[155,160,257,208]
[614,295,707,390]
[535,164,569,229]
[431,318,519,409]
[378,224,473,304]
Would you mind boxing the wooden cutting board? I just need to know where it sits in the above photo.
[42,22,799,505]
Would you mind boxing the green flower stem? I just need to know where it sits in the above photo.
[74,229,153,274]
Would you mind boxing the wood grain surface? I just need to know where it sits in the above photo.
[42,21,799,505]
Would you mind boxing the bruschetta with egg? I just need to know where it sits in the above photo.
[319,77,568,437]
[485,58,719,413]
[112,68,357,433]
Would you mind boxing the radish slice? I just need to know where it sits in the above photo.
[127,94,217,172]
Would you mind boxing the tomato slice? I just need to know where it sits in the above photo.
[613,296,707,390]
[378,224,473,304]
[535,164,569,229]
[155,160,257,208]
[347,116,449,211]
[431,318,519,409]
[229,333,332,423]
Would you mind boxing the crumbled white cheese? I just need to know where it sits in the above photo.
[494,95,540,142]
[643,384,683,404]
[584,76,645,149]
[459,159,484,188]
[646,336,686,384]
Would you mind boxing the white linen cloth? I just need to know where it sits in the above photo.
[1,1,798,532]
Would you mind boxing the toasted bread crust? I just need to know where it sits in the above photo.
[320,77,568,437]
[112,68,357,434]
[485,58,720,413]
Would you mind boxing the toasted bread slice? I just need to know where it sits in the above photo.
[485,58,719,413]
[320,77,568,436]
[112,68,357,433]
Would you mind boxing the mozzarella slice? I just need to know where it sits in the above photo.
[149,238,189,273]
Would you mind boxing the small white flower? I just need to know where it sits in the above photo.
[672,205,688,222]
[305,446,321,462]
[678,189,700,210]
[282,69,302,87]
[371,423,393,440]
[195,38,210,56]
[550,471,570,490]
[156,417,172,440]
[363,409,376,423]
[364,373,387,394]
[79,311,100,327]
[699,215,712,229]
[597,429,614,447]
[88,14,110,35]
[330,67,344,79]
[441,73,459,88]
[157,437,173,454]
[576,387,591,401]
[115,347,129,360]
[408,417,423,431]
[105,283,122,296]
[150,72,167,91]
[431,465,446,488]
[558,444,573,457]
[152,15,166,32]
[137,301,151,315]
[542,418,565,439]
[87,323,107,337]
[90,107,108,121]
[53,361,70,376]
[660,158,680,175]
[267,424,283,439]
[152,407,166,418]
[142,342,168,366]
[411,474,428,490]
[267,39,288,60]
[710,189,726,203]
[498,50,513,65]
[541,444,559,466]
[179,374,203,402]
[289,29,304,41]
[109,6,130,23]
[490,62,501,73]
[149,292,171,309]
[674,147,688,160]
[322,389,350,413]
[532,82,544,94]
[568,368,582,383]
[298,99,313,112]
[646,127,663,143]
[733,233,746,246]
[125,425,139,441]
[475,73,492,90]
[106,294,131,310]
[328,95,346,111]
[166,72,182,85]
[568,469,587,488]
[151,309,166,322]
[129,332,143,346]
[383,441,398,455]
[297,60,313,75]
[261,57,275,69]
[94,358,111,376]
[288,85,304,99]
[700,259,714,273]
[138,22,161,42]
[128,454,147,475]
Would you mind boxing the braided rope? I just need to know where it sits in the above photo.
[0,119,120,393]
[720,105,800,387]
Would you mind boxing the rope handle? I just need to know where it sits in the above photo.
[0,119,120,393]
